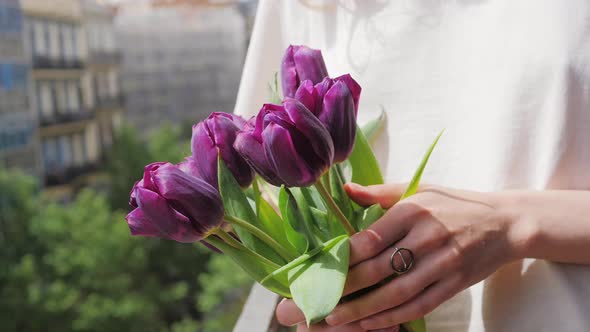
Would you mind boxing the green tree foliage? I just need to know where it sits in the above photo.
[0,123,253,331]
[197,255,252,332]
[1,183,211,331]
[0,169,40,330]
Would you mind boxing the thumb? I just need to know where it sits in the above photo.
[344,183,408,209]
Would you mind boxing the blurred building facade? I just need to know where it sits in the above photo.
[0,0,40,175]
[17,0,122,188]
[82,0,123,155]
[115,0,249,132]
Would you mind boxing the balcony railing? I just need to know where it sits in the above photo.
[233,284,293,332]
[95,94,125,109]
[33,56,85,69]
[39,109,95,127]
[44,162,99,187]
[88,50,122,65]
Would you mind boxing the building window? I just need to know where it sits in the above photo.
[0,5,23,33]
[72,133,85,166]
[47,21,60,60]
[33,20,48,57]
[42,137,60,173]
[37,81,54,118]
[58,23,65,62]
[67,80,80,111]
[54,80,67,113]
[59,135,72,169]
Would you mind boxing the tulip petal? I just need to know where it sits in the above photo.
[126,207,162,237]
[142,162,166,191]
[208,114,254,187]
[178,158,201,178]
[234,129,283,186]
[263,123,317,187]
[294,80,319,115]
[152,163,224,233]
[335,74,362,113]
[281,45,299,98]
[191,113,254,188]
[281,45,329,98]
[129,179,143,208]
[135,187,203,243]
[283,99,334,168]
[321,81,357,162]
[191,121,220,187]
[293,46,328,86]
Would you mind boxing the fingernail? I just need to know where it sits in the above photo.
[324,313,340,326]
[359,318,377,330]
[346,182,364,192]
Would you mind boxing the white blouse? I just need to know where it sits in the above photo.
[234,1,590,330]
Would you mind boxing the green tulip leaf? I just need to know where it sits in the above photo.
[285,187,321,249]
[206,236,291,298]
[309,206,331,240]
[400,130,444,200]
[260,235,347,286]
[298,185,326,210]
[358,204,386,230]
[252,179,298,255]
[217,157,285,265]
[361,107,386,142]
[297,186,336,240]
[279,186,309,255]
[348,126,384,186]
[289,236,350,326]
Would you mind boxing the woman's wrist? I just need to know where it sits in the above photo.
[491,190,541,261]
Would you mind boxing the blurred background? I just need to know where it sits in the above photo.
[0,0,268,331]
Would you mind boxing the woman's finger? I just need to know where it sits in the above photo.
[344,219,449,296]
[359,275,463,330]
[276,298,305,326]
[344,183,407,208]
[296,321,367,331]
[325,245,459,326]
[349,196,429,266]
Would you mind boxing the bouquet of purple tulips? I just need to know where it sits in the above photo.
[126,45,441,331]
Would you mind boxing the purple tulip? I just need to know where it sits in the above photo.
[232,118,284,186]
[281,45,329,98]
[126,162,224,243]
[294,74,362,162]
[234,99,334,187]
[191,112,254,188]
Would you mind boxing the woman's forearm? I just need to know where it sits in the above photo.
[497,190,590,264]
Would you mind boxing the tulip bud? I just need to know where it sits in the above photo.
[295,74,361,162]
[126,162,224,243]
[281,45,329,98]
[234,99,334,187]
[191,112,254,188]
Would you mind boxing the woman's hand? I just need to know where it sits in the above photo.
[322,183,533,330]
[277,183,534,330]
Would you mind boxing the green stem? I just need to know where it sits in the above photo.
[211,228,281,269]
[212,228,242,249]
[224,214,296,261]
[314,180,356,236]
